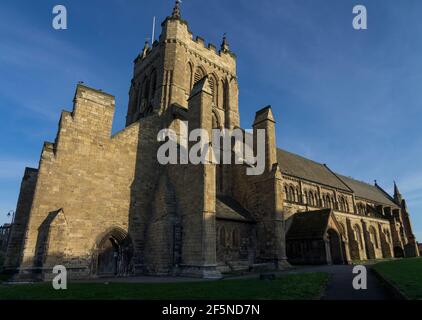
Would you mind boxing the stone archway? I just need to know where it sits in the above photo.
[94,227,134,277]
[327,229,344,264]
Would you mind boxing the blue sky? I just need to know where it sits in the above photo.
[0,0,421,241]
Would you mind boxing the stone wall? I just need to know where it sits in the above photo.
[4,168,38,272]
[216,219,256,265]
[17,84,141,279]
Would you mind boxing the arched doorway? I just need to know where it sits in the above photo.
[95,228,134,277]
[394,246,404,258]
[327,229,344,264]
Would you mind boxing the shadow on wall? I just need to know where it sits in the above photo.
[33,209,66,270]
[127,111,198,276]
[26,230,134,280]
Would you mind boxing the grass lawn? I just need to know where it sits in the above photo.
[0,272,328,300]
[373,257,422,300]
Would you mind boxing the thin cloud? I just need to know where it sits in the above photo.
[0,6,101,121]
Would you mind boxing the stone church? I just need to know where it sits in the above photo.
[4,2,419,280]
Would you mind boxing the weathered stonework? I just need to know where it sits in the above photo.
[4,2,418,280]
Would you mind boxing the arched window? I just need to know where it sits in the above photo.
[345,199,350,212]
[232,229,240,247]
[309,191,315,206]
[221,79,229,110]
[339,196,348,212]
[325,194,332,208]
[331,196,336,209]
[357,203,367,215]
[187,62,194,90]
[316,195,321,207]
[369,226,379,248]
[208,75,218,105]
[285,185,297,202]
[139,77,150,115]
[305,190,315,206]
[219,227,226,247]
[289,186,296,203]
[194,67,205,86]
[296,188,301,204]
[354,225,363,249]
[212,111,219,129]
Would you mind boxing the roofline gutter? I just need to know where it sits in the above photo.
[280,172,352,193]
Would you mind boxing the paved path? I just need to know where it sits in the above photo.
[76,276,212,284]
[290,265,393,300]
[65,264,395,300]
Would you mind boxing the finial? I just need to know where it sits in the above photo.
[394,180,402,196]
[393,180,403,204]
[221,32,230,53]
[141,40,150,59]
[172,0,182,19]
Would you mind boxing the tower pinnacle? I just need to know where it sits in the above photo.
[141,41,150,59]
[394,181,403,204]
[220,33,230,53]
[171,0,182,19]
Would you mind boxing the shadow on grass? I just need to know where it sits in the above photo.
[373,257,422,300]
[0,272,328,300]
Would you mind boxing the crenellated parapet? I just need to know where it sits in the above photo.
[126,1,239,129]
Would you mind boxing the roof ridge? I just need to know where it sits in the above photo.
[337,173,377,188]
[277,148,376,189]
[337,174,398,207]
[277,148,398,207]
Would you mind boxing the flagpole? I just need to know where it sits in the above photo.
[151,16,156,44]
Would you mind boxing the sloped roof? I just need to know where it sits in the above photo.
[286,209,332,240]
[277,148,398,207]
[337,174,398,207]
[277,149,350,191]
[216,196,255,223]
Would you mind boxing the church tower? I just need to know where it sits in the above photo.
[125,0,239,130]
[394,182,420,257]
[124,2,244,278]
